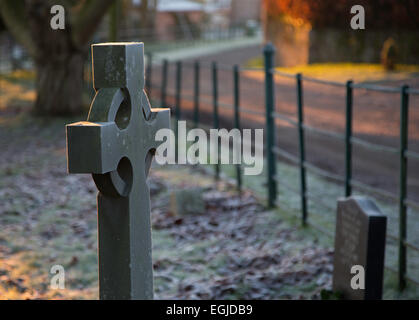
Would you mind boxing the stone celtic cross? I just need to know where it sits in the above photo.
[66,43,170,299]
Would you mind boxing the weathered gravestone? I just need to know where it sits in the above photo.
[66,43,170,299]
[170,188,206,216]
[333,196,387,300]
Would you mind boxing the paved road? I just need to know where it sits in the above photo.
[148,44,419,203]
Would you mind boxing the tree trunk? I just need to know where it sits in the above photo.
[34,51,85,116]
[0,0,116,116]
[24,0,86,116]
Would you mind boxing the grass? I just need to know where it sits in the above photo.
[218,156,419,299]
[0,114,332,300]
[0,70,36,110]
[245,56,419,83]
[1,68,418,299]
[0,69,95,114]
[170,118,419,299]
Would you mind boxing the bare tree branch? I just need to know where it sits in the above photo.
[0,0,37,57]
[72,0,116,46]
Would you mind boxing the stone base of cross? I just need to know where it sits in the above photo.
[66,43,170,299]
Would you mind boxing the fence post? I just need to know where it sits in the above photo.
[264,43,277,208]
[233,65,242,192]
[84,51,95,100]
[345,80,353,197]
[399,84,409,291]
[212,61,220,180]
[175,61,182,124]
[174,60,182,162]
[194,60,200,127]
[89,57,95,100]
[146,52,152,97]
[296,73,307,225]
[161,59,168,107]
[83,61,88,97]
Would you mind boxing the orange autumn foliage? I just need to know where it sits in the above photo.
[263,0,419,30]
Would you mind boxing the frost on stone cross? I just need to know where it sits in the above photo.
[66,42,170,299]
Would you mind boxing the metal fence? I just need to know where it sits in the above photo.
[146,43,419,293]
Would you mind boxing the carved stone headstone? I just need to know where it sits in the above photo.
[66,43,170,299]
[170,188,206,216]
[333,196,387,300]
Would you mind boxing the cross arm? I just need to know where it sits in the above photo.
[144,107,171,152]
[66,121,123,174]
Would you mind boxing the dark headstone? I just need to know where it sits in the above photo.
[332,196,387,300]
[66,43,170,299]
[170,188,206,216]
